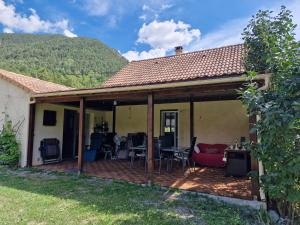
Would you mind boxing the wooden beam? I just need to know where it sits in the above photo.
[34,81,247,104]
[35,96,81,103]
[154,82,242,98]
[86,93,149,102]
[147,93,154,184]
[112,105,116,134]
[78,98,86,174]
[112,94,238,106]
[190,97,194,145]
[249,114,260,200]
[26,103,35,167]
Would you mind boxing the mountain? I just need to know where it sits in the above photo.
[0,34,128,88]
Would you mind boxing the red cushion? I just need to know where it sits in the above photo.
[198,143,211,153]
[197,143,227,154]
[214,144,228,154]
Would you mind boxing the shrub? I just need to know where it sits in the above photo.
[0,117,20,166]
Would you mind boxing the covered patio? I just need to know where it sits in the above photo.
[39,160,252,199]
[26,45,270,201]
[26,76,267,201]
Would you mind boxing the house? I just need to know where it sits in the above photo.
[0,69,73,166]
[0,44,270,200]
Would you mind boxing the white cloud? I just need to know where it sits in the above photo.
[81,0,175,25]
[191,18,247,50]
[123,19,200,61]
[0,0,77,37]
[122,48,166,61]
[63,29,78,38]
[137,20,200,50]
[83,0,110,16]
[3,27,14,33]
[140,0,174,21]
[161,4,173,11]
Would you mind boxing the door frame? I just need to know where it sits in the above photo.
[160,110,179,147]
[62,109,79,160]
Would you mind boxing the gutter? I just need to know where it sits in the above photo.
[32,73,271,98]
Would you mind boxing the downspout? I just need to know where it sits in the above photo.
[256,74,271,203]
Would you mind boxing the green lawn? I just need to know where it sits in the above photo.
[0,166,260,225]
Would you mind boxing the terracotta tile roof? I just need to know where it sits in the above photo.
[0,69,73,94]
[102,44,245,88]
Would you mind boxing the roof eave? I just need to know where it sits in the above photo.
[32,73,271,99]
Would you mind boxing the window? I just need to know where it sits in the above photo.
[43,110,57,126]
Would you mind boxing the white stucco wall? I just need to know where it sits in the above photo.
[32,103,105,166]
[194,100,249,144]
[0,79,30,167]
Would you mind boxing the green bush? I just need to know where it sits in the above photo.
[241,6,300,224]
[0,118,20,166]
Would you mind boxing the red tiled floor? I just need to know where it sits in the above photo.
[39,160,252,200]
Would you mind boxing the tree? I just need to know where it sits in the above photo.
[242,6,300,224]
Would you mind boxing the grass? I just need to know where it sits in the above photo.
[0,166,261,225]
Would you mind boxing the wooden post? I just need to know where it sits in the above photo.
[147,94,154,184]
[249,114,260,200]
[189,97,194,145]
[78,98,86,174]
[112,105,116,134]
[26,103,36,167]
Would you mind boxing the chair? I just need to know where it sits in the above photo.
[85,133,104,161]
[159,135,175,172]
[85,133,114,161]
[101,135,113,160]
[39,138,61,164]
[159,133,174,148]
[135,134,147,164]
[102,132,116,160]
[89,133,104,151]
[114,135,127,159]
[154,138,163,174]
[136,146,147,173]
[175,137,197,173]
[130,135,147,170]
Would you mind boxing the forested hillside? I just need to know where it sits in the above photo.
[0,34,128,88]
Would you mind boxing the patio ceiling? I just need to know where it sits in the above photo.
[60,89,238,111]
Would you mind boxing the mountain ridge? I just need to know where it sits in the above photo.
[0,34,128,88]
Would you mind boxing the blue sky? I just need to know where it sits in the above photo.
[0,0,299,61]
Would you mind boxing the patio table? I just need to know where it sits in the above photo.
[161,146,189,172]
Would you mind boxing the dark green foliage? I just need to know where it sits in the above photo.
[242,6,300,223]
[0,34,128,88]
[0,117,20,166]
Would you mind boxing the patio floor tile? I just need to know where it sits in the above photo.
[39,160,251,200]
